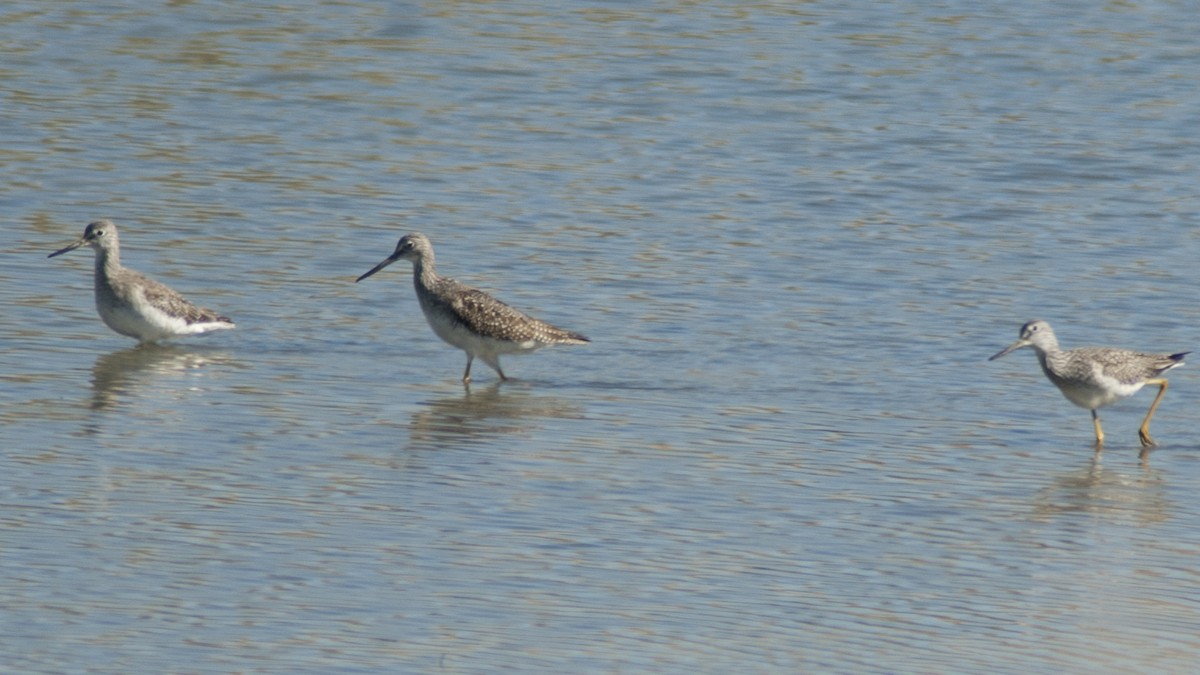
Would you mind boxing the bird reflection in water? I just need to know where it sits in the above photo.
[405,382,584,451]
[1031,454,1167,525]
[90,344,234,411]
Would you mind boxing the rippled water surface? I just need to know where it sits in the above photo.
[5,1,1200,672]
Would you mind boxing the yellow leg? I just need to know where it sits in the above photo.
[1138,378,1169,448]
[1092,409,1104,450]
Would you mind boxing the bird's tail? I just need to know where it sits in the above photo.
[559,330,590,345]
[1157,351,1190,374]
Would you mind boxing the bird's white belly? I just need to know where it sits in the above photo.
[426,312,539,358]
[97,288,216,342]
[1057,375,1144,410]
[98,301,185,341]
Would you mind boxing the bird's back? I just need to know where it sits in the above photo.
[1055,347,1185,385]
[114,266,232,325]
[419,275,588,347]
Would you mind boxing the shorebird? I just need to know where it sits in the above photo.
[356,232,589,383]
[48,220,235,343]
[989,320,1187,449]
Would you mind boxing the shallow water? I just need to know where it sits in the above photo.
[4,1,1200,672]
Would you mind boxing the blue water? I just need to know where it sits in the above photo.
[4,1,1200,672]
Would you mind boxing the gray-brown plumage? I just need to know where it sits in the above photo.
[989,319,1187,449]
[356,232,589,383]
[48,220,235,343]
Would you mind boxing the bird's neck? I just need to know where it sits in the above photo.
[93,247,121,281]
[1034,345,1062,371]
[411,257,439,289]
[1036,339,1061,357]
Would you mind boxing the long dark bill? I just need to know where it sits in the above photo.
[48,237,88,259]
[355,254,399,283]
[988,341,1026,361]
